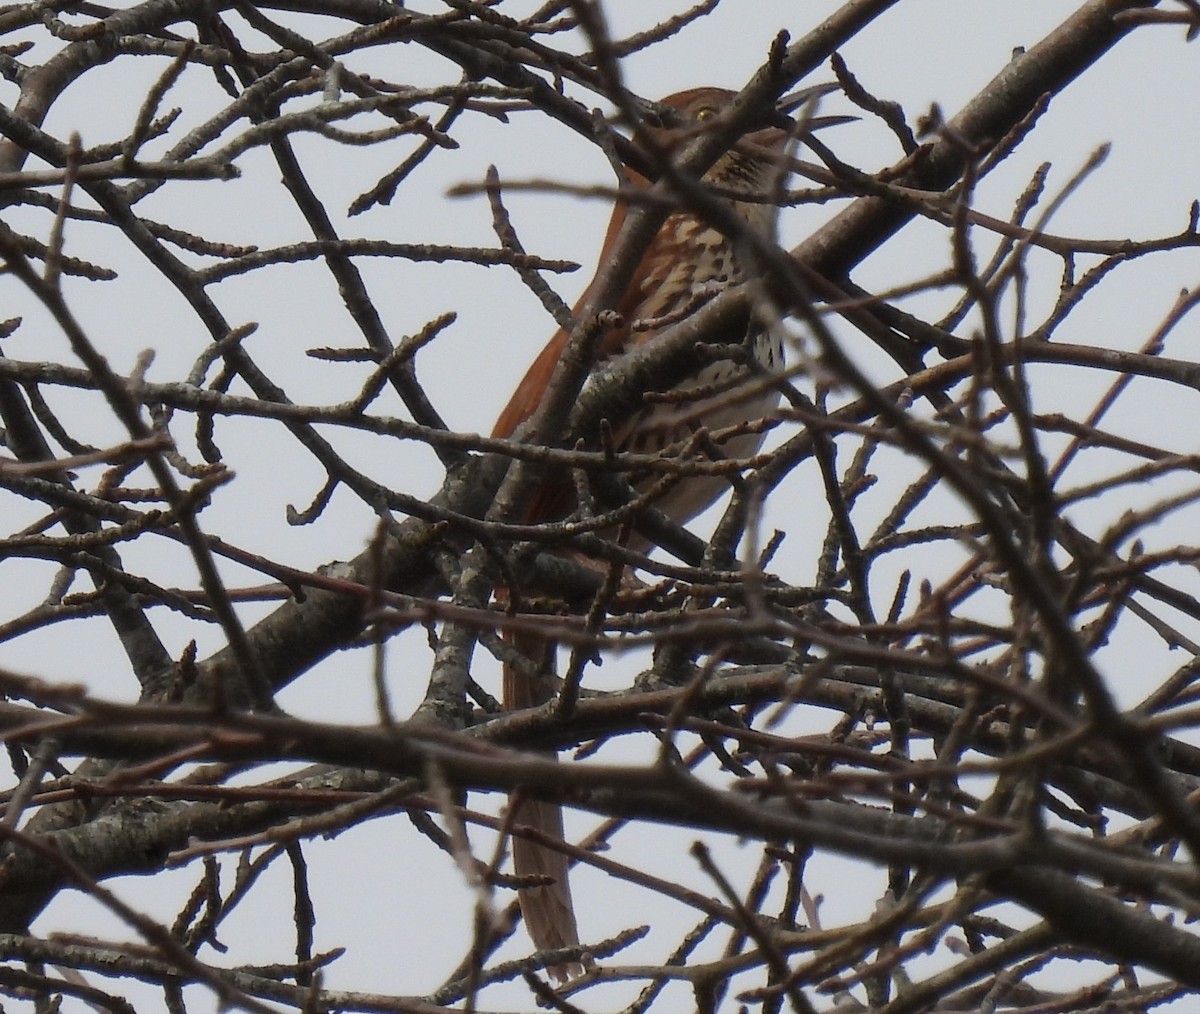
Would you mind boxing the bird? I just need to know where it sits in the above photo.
[491,85,833,983]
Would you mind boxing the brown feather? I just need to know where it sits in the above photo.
[491,86,806,984]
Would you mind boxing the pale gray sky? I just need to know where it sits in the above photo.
[3,2,1199,1010]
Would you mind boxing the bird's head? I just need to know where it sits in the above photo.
[630,84,846,191]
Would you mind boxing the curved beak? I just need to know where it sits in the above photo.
[772,81,856,135]
[742,82,853,153]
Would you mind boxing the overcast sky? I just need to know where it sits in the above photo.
[3,1,1200,1010]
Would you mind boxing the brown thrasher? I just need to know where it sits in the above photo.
[492,86,827,982]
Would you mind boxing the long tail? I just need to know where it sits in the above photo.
[503,630,584,983]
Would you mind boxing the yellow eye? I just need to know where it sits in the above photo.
[694,107,717,122]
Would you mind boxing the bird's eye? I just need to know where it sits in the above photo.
[694,106,717,122]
